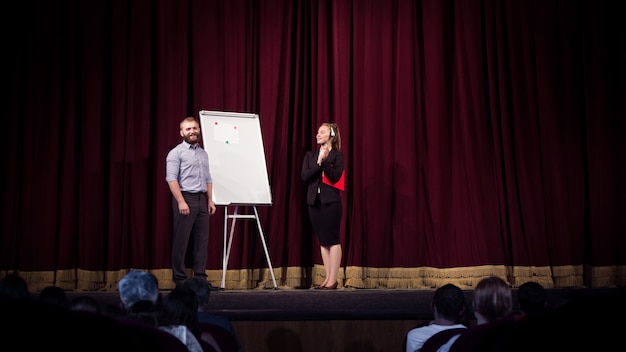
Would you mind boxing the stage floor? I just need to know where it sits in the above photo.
[57,286,623,321]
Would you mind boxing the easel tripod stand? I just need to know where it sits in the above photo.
[220,205,277,289]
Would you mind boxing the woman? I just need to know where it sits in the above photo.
[301,122,345,290]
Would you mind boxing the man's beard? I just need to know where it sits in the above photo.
[184,133,199,144]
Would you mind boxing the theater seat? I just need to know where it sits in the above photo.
[448,315,517,352]
[199,322,240,352]
[116,317,189,352]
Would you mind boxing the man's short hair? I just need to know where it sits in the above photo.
[517,281,547,315]
[433,283,466,321]
[118,270,159,309]
[182,277,210,307]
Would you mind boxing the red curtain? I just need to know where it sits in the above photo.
[2,0,624,290]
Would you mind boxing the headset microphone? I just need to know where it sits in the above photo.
[330,127,335,138]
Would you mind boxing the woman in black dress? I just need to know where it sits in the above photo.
[301,122,345,290]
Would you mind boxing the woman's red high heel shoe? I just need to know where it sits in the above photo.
[321,282,338,290]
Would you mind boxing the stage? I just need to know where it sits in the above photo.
[59,285,619,321]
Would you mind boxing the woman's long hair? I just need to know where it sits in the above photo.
[322,122,341,151]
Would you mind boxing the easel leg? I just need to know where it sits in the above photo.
[221,206,228,289]
[253,206,278,289]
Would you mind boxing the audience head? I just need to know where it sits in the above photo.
[69,295,102,314]
[126,299,161,326]
[472,276,513,324]
[0,273,30,301]
[181,277,211,310]
[118,270,160,311]
[432,283,467,323]
[38,285,68,309]
[517,281,547,315]
[160,285,200,334]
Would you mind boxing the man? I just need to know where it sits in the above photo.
[405,283,468,352]
[516,281,547,316]
[166,117,216,286]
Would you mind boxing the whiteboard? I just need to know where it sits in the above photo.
[198,110,272,206]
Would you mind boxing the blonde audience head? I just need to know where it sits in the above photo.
[472,276,513,324]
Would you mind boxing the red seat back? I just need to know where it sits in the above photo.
[199,322,240,352]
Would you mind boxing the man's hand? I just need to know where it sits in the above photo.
[178,201,190,215]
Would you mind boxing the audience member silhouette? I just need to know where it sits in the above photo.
[116,270,163,326]
[158,285,210,352]
[516,281,547,317]
[68,295,102,314]
[183,277,240,351]
[0,273,30,301]
[497,286,626,351]
[118,270,161,311]
[126,299,162,326]
[2,274,149,350]
[116,270,190,351]
[471,276,513,324]
[437,276,513,352]
[38,285,68,309]
[405,283,468,352]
